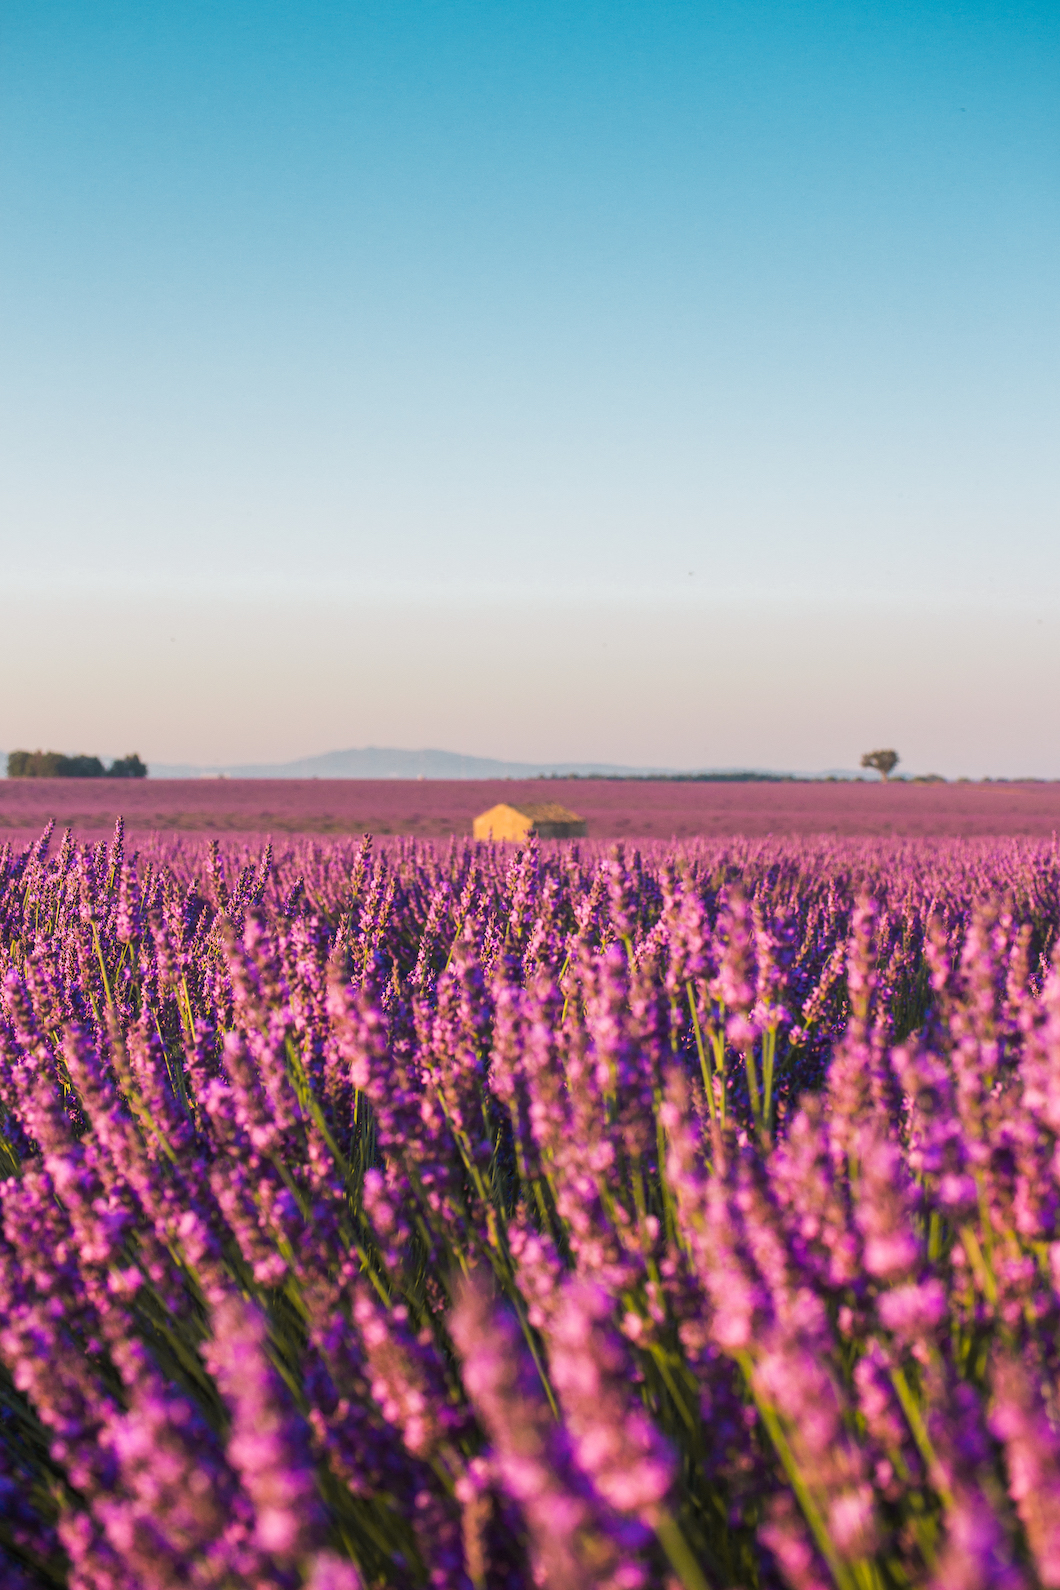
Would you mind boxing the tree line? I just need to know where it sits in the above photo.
[7,750,147,779]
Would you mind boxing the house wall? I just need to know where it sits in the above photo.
[472,805,533,841]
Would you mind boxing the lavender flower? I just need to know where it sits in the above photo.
[547,1278,675,1524]
[451,1270,646,1590]
[206,1294,326,1567]
[990,1353,1060,1586]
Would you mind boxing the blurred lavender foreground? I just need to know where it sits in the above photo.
[3,826,1060,1587]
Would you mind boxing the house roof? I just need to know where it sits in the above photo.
[505,801,583,823]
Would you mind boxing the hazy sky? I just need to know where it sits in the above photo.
[2,2,1058,774]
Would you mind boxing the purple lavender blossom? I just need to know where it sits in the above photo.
[451,1270,649,1590]
[206,1293,326,1567]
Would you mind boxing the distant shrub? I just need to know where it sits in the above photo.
[7,749,102,778]
[7,749,146,778]
[7,750,63,777]
[107,753,147,779]
[63,753,106,777]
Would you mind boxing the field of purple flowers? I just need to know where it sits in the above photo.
[3,822,1060,1589]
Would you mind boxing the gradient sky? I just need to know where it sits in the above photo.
[2,1,1058,775]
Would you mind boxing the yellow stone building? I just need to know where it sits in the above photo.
[472,801,587,841]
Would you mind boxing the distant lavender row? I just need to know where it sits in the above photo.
[2,823,1060,1587]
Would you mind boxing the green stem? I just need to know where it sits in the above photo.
[762,1025,777,1134]
[890,1364,952,1509]
[686,982,716,1124]
[654,1509,713,1590]
[744,1044,762,1131]
[712,1004,728,1126]
[92,924,113,1007]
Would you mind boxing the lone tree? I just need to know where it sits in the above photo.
[861,748,899,782]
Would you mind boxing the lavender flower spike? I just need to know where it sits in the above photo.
[207,1293,326,1568]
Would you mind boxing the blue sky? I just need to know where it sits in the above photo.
[2,2,1057,773]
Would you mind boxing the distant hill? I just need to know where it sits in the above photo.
[142,746,873,781]
[150,747,685,779]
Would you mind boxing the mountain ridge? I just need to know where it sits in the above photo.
[142,746,871,781]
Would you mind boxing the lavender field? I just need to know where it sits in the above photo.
[5,776,1060,847]
[3,821,1060,1588]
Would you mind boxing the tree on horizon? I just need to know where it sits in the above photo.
[860,748,899,782]
[7,749,147,779]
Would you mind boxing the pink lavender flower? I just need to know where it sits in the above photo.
[928,1488,1027,1590]
[206,1293,326,1567]
[711,892,756,1013]
[546,1278,675,1524]
[990,1353,1060,1586]
[303,1551,364,1590]
[92,1369,241,1589]
[450,1270,648,1590]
